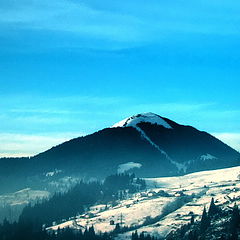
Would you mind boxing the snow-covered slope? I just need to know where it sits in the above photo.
[48,166,240,239]
[112,113,172,129]
[0,188,50,207]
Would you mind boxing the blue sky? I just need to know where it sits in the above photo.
[0,0,240,156]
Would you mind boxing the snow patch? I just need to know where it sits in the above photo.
[135,125,165,153]
[45,169,62,177]
[169,159,188,173]
[118,162,142,173]
[112,113,172,129]
[200,154,217,161]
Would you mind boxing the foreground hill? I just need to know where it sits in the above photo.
[48,165,240,239]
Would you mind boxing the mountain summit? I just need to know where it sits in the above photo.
[1,113,240,193]
[112,112,172,129]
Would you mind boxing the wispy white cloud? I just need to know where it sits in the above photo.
[0,95,126,120]
[1,0,240,50]
[52,95,126,105]
[212,133,240,152]
[0,132,83,157]
[115,102,216,125]
[127,102,215,113]
[0,0,145,44]
[1,94,125,108]
[0,95,128,150]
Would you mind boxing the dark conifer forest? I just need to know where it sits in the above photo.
[0,173,146,240]
[166,198,240,240]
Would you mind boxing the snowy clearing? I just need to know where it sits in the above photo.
[48,166,240,239]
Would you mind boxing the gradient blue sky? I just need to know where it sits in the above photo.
[0,0,240,156]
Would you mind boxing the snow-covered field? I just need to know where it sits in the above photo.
[48,166,240,239]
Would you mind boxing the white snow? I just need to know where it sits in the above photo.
[169,159,188,173]
[118,162,142,173]
[200,153,217,161]
[112,113,172,129]
[45,169,62,177]
[48,166,240,239]
[134,125,166,153]
[130,125,182,173]
[145,166,240,189]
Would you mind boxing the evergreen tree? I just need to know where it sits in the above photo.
[132,230,138,240]
[190,215,194,225]
[208,198,219,217]
[88,225,96,238]
[114,223,121,233]
[200,206,210,232]
[188,230,198,240]
[139,232,145,240]
[229,203,240,238]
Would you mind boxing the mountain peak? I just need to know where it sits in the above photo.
[112,112,173,129]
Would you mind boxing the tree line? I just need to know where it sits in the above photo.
[0,173,146,240]
[167,197,240,240]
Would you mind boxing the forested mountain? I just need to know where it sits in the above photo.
[0,113,239,194]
